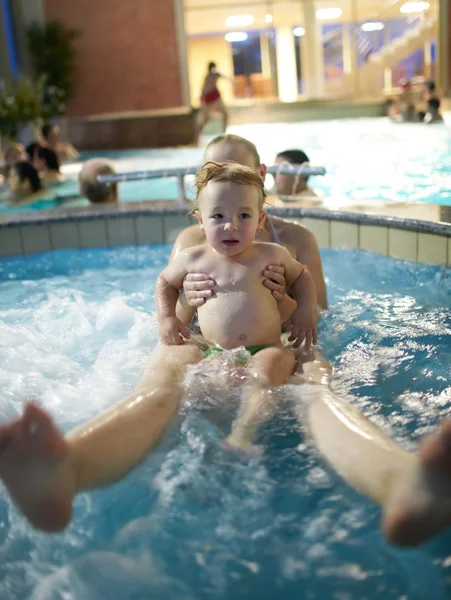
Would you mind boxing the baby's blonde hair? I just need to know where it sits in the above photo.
[193,161,266,214]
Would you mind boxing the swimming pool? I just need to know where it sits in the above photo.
[1,116,450,214]
[0,244,450,599]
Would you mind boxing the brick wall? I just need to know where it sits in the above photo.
[43,0,184,116]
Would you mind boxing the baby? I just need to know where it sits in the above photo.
[155,161,317,449]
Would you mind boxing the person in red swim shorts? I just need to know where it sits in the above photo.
[195,61,233,143]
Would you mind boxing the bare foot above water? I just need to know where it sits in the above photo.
[0,403,74,532]
[382,420,451,547]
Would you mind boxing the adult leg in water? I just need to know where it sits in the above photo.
[0,344,203,532]
[296,384,451,547]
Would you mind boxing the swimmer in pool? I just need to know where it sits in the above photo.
[274,149,319,199]
[424,97,444,124]
[156,161,317,450]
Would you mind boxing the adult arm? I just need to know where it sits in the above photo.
[155,252,192,345]
[273,218,328,310]
[169,225,210,325]
[277,247,318,349]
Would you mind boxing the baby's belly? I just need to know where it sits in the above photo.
[197,291,282,349]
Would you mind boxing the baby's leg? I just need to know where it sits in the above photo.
[225,346,295,451]
[0,344,203,532]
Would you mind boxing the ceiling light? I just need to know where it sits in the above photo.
[225,32,248,42]
[265,14,273,23]
[400,2,430,13]
[293,26,305,36]
[316,8,342,19]
[361,21,385,31]
[226,15,254,27]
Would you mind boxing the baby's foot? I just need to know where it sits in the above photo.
[222,435,263,458]
[0,403,74,532]
[382,420,451,547]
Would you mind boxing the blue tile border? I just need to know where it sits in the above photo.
[0,203,450,237]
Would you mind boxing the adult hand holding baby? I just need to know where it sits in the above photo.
[182,264,286,307]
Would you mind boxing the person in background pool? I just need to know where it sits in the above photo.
[41,122,79,164]
[3,136,451,548]
[417,80,438,121]
[26,142,61,183]
[385,98,402,121]
[78,158,118,204]
[274,149,319,199]
[424,97,444,124]
[195,62,233,143]
[3,143,44,204]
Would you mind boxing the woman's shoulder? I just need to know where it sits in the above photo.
[270,216,314,242]
[170,224,206,259]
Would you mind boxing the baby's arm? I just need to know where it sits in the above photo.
[278,294,297,323]
[276,247,317,348]
[155,252,193,345]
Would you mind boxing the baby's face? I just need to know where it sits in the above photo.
[198,181,264,257]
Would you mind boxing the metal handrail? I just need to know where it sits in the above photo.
[98,163,326,205]
[98,163,326,184]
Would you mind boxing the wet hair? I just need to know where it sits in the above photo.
[41,123,55,140]
[208,61,216,72]
[25,142,41,160]
[276,149,310,181]
[79,159,116,203]
[26,142,60,171]
[194,161,266,212]
[428,97,440,113]
[205,134,261,168]
[15,161,42,193]
[39,146,60,171]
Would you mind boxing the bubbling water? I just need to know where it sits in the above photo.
[0,246,450,599]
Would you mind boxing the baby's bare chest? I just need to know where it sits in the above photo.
[199,256,268,293]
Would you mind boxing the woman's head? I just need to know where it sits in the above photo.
[204,134,266,179]
[194,161,266,255]
[15,161,42,194]
[208,61,217,72]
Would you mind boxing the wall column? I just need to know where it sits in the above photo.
[300,0,324,97]
[276,26,298,101]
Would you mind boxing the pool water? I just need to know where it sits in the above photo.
[0,245,450,599]
[1,116,450,214]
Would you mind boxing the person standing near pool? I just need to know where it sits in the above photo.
[195,62,233,143]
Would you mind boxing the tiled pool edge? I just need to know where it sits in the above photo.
[0,205,450,267]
